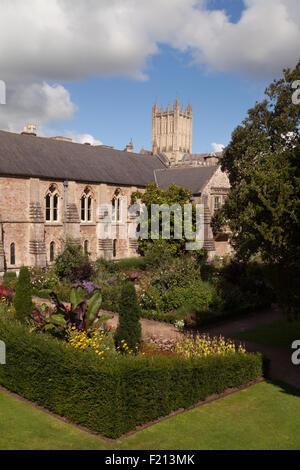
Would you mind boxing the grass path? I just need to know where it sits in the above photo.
[233,318,300,349]
[1,381,300,450]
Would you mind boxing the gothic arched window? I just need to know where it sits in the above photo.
[10,243,15,265]
[45,184,60,222]
[112,189,122,222]
[50,241,55,262]
[81,187,94,222]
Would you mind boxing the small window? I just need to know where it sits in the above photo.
[113,239,117,258]
[10,243,15,265]
[50,242,55,262]
[84,240,89,255]
[214,197,220,211]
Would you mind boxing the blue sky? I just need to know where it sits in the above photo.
[0,0,299,153]
[58,44,268,153]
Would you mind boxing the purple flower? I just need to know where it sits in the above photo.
[81,281,100,293]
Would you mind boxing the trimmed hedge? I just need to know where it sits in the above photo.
[0,318,263,438]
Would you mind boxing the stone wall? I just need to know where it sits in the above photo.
[0,176,142,272]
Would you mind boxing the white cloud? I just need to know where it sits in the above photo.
[0,0,299,137]
[211,143,225,152]
[62,131,103,146]
[0,82,76,133]
[0,0,299,85]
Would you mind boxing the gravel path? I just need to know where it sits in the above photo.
[32,296,181,341]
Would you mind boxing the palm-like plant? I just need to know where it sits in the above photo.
[31,286,104,333]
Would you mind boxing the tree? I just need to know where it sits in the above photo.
[212,61,300,316]
[131,183,203,257]
[114,281,142,353]
[14,266,33,322]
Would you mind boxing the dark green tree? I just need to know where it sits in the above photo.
[14,266,33,322]
[212,61,300,316]
[114,281,142,353]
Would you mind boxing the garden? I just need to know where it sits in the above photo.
[0,240,265,439]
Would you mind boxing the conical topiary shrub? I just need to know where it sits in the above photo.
[13,267,33,323]
[114,281,142,353]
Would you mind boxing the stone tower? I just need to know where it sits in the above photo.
[152,98,193,164]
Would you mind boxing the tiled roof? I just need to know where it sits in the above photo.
[0,130,166,187]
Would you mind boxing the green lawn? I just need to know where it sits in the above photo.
[234,318,300,348]
[1,381,300,450]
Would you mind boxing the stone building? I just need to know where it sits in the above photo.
[0,127,230,273]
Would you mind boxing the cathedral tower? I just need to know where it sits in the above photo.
[152,98,193,163]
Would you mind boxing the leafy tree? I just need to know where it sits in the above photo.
[131,183,203,257]
[114,281,142,353]
[212,61,300,316]
[14,267,33,322]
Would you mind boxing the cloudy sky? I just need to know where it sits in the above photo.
[0,0,299,152]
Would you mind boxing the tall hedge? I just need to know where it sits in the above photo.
[13,267,33,322]
[115,281,142,352]
[0,317,263,438]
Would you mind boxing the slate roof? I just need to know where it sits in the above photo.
[0,130,166,187]
[155,166,218,194]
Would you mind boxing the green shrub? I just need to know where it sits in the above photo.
[13,267,33,322]
[31,269,60,291]
[0,317,263,439]
[143,241,174,268]
[55,241,93,281]
[101,284,122,312]
[96,258,120,274]
[140,309,176,323]
[139,287,164,312]
[3,271,17,287]
[114,281,142,352]
[117,257,147,271]
[151,256,201,291]
[163,281,214,312]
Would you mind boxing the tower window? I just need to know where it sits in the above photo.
[214,197,220,211]
[50,241,55,262]
[10,243,15,265]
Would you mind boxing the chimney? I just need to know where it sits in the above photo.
[21,124,37,136]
